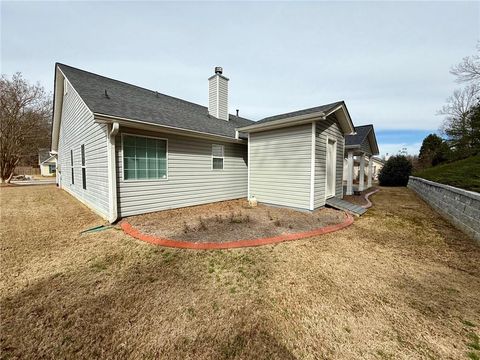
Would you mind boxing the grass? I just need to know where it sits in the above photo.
[1,185,480,359]
[414,155,480,192]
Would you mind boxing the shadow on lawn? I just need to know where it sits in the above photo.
[0,245,295,359]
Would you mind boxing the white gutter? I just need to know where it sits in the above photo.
[94,113,246,144]
[107,122,120,223]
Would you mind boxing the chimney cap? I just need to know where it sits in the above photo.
[215,66,223,75]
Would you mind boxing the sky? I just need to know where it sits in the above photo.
[1,1,479,156]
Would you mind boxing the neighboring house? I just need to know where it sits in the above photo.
[343,125,380,194]
[343,156,384,183]
[51,63,357,222]
[38,149,57,176]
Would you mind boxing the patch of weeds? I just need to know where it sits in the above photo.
[463,320,477,328]
[229,287,236,294]
[344,326,351,333]
[186,307,195,318]
[288,224,293,229]
[467,351,480,360]
[238,253,255,265]
[215,215,224,223]
[90,260,108,272]
[238,267,246,277]
[220,333,247,359]
[162,251,177,264]
[208,260,215,273]
[229,212,250,224]
[376,349,392,359]
[212,301,219,312]
[467,332,480,351]
[273,219,282,227]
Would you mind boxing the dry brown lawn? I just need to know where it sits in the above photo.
[128,199,345,243]
[1,185,479,360]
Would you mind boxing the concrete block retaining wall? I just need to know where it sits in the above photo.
[408,176,480,243]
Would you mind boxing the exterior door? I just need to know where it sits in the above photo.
[326,139,336,198]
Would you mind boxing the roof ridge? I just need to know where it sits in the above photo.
[56,62,219,114]
[260,100,344,121]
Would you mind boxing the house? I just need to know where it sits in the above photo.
[38,149,57,176]
[343,125,380,195]
[342,156,384,184]
[51,64,359,223]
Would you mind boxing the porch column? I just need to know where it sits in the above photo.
[359,153,365,192]
[367,156,373,188]
[346,151,354,195]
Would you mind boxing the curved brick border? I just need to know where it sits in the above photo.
[362,189,380,209]
[120,212,354,250]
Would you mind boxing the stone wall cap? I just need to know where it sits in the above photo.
[409,176,480,201]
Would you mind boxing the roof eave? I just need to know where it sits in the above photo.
[94,113,246,144]
[324,103,355,135]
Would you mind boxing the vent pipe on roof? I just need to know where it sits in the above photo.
[236,109,239,117]
[208,66,229,121]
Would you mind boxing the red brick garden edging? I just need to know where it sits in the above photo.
[120,212,354,250]
[362,188,380,209]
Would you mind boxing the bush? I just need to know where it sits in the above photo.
[378,155,413,186]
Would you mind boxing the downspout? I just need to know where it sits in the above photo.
[107,122,120,223]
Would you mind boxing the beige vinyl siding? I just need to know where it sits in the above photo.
[116,128,247,217]
[57,80,109,217]
[217,78,228,120]
[249,124,312,210]
[315,116,345,208]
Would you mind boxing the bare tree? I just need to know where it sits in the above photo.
[439,84,479,155]
[0,73,51,183]
[450,43,480,85]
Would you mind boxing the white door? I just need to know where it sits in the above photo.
[326,139,336,198]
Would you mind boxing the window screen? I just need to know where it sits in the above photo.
[212,144,224,170]
[123,135,167,180]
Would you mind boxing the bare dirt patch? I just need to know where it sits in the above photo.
[127,199,345,243]
[1,185,479,359]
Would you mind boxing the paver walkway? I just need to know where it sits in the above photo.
[326,197,367,215]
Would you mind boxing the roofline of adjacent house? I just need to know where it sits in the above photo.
[93,113,247,144]
[40,154,57,165]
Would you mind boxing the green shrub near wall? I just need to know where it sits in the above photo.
[379,155,413,186]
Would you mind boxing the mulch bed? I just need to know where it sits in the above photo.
[126,199,347,243]
[343,186,377,206]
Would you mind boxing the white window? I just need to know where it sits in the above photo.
[212,144,224,170]
[123,134,167,180]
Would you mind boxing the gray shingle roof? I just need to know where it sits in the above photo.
[345,124,373,146]
[38,148,50,164]
[57,63,254,139]
[255,101,344,124]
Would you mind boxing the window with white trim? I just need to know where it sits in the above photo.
[212,144,224,170]
[123,134,167,180]
[81,144,86,190]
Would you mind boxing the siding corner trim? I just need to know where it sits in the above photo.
[309,121,316,211]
